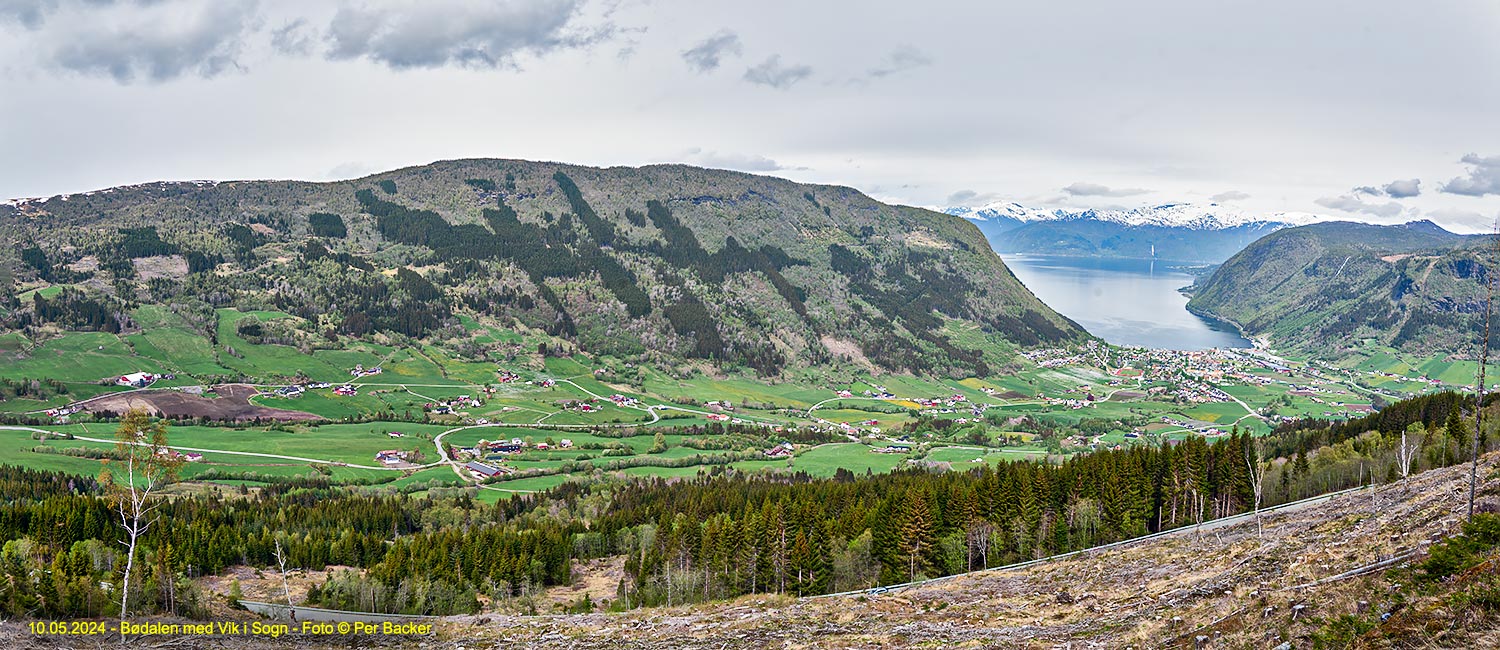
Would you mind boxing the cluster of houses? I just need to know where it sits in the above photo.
[332,385,358,396]
[350,364,382,378]
[764,442,794,458]
[1170,380,1233,404]
[43,405,80,421]
[561,399,601,413]
[457,437,574,461]
[872,444,912,454]
[497,370,521,383]
[156,448,203,462]
[1158,416,1229,437]
[273,385,304,398]
[427,395,482,415]
[1022,348,1086,368]
[610,394,640,407]
[706,413,730,422]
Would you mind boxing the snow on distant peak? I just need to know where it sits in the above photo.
[942,200,1325,231]
[941,202,1062,223]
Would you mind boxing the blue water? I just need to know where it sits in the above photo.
[1002,255,1251,350]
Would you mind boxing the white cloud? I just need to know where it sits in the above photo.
[1314,194,1410,219]
[1062,182,1151,197]
[1210,190,1250,202]
[682,148,783,172]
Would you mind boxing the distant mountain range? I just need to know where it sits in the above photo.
[1187,219,1495,358]
[942,201,1325,263]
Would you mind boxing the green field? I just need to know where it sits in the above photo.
[0,300,1471,498]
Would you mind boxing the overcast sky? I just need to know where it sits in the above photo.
[2,0,1498,231]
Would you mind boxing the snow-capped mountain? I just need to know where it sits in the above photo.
[942,201,1330,263]
[942,201,1324,231]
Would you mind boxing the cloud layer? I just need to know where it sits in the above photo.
[1063,182,1151,197]
[324,0,608,70]
[1440,154,1500,197]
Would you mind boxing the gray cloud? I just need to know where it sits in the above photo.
[945,189,1002,205]
[1314,194,1409,218]
[743,54,811,89]
[1440,154,1500,197]
[947,189,978,204]
[323,0,613,70]
[682,148,783,172]
[680,29,740,73]
[867,45,931,78]
[50,1,257,83]
[0,0,58,28]
[270,18,316,56]
[1351,178,1421,198]
[1062,181,1151,197]
[1210,190,1250,202]
[1382,178,1421,198]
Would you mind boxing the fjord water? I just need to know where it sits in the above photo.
[1002,255,1251,350]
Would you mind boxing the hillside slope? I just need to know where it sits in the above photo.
[24,450,1483,649]
[1187,220,1493,358]
[0,160,1085,378]
[425,453,1499,649]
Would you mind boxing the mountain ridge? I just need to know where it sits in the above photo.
[1187,219,1493,358]
[0,158,1087,379]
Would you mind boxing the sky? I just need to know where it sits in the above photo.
[2,0,1498,232]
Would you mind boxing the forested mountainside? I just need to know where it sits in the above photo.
[0,160,1085,378]
[1187,220,1495,358]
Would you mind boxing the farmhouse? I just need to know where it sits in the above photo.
[487,441,524,454]
[116,372,155,387]
[466,461,502,478]
[374,450,408,465]
[764,443,794,458]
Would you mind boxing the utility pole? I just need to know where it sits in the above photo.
[1470,217,1499,521]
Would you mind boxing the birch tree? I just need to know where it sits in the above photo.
[1244,439,1267,539]
[1397,422,1420,491]
[101,409,183,622]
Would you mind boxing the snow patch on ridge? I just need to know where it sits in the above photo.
[943,200,1327,231]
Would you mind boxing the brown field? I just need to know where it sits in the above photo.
[81,384,320,421]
